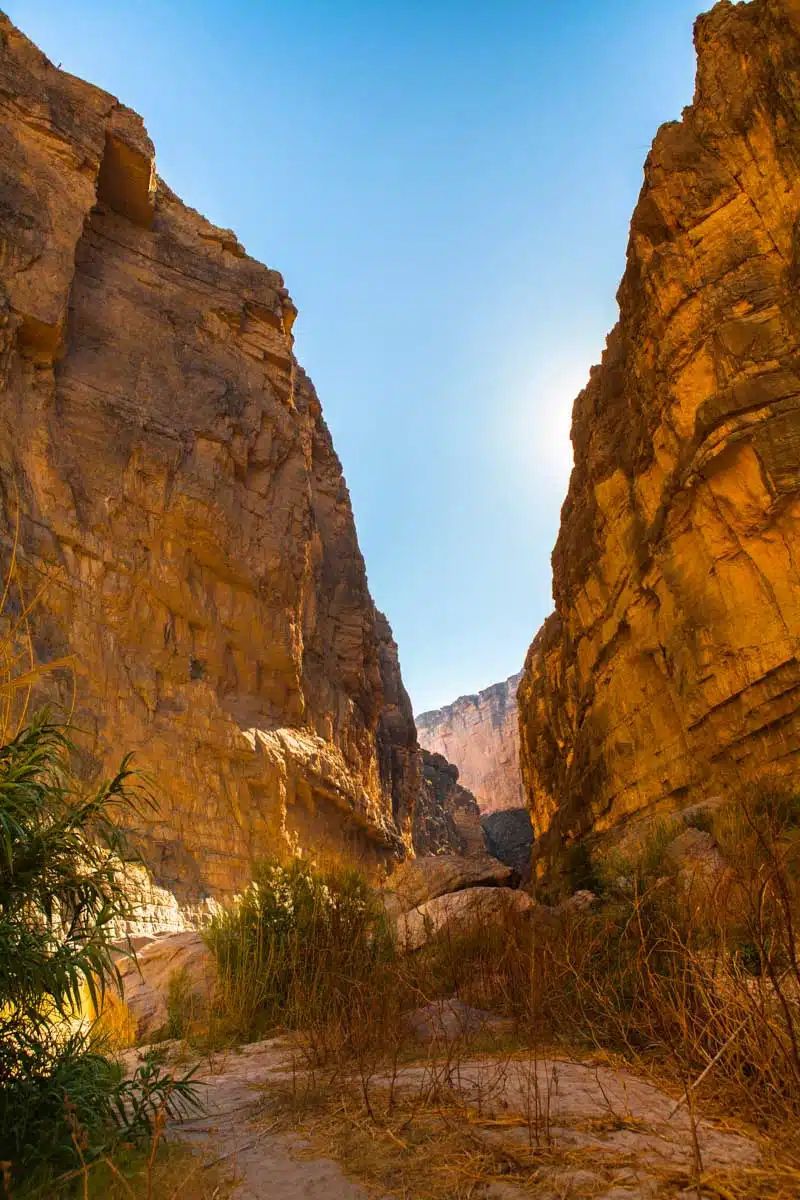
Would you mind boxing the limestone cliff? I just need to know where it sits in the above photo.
[416,672,524,813]
[0,16,419,897]
[519,0,800,864]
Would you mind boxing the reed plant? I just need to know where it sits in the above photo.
[206,858,397,1048]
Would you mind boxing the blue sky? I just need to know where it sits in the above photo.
[8,0,704,713]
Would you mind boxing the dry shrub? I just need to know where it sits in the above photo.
[529,782,800,1131]
[382,781,800,1137]
[205,784,800,1168]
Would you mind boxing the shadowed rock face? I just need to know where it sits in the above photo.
[0,16,419,897]
[481,808,533,879]
[416,672,524,814]
[413,750,487,857]
[519,0,800,865]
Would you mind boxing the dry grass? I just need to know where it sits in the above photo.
[194,782,800,1197]
[38,1141,232,1200]
[262,1074,628,1200]
[256,1065,800,1200]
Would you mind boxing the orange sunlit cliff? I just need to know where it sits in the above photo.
[519,0,800,865]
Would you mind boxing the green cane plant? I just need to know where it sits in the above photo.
[0,714,201,1195]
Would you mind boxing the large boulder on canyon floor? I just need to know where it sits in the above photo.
[106,932,214,1045]
[396,886,536,953]
[0,16,419,899]
[383,853,512,918]
[519,0,800,868]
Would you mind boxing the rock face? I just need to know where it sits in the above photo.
[416,672,524,814]
[519,0,800,865]
[413,749,487,856]
[0,17,419,898]
[480,808,533,878]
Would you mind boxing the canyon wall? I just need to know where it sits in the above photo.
[416,672,524,813]
[519,0,800,864]
[0,16,419,898]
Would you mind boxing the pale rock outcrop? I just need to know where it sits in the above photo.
[396,886,536,953]
[519,0,800,866]
[416,672,524,814]
[383,853,512,919]
[0,16,418,898]
[111,931,213,1044]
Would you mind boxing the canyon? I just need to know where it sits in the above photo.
[5,0,800,899]
[518,0,800,866]
[0,14,421,899]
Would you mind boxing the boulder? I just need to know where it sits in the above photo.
[397,886,536,952]
[384,853,512,918]
[665,827,730,905]
[110,931,215,1044]
[403,999,513,1042]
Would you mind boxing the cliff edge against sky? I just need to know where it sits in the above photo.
[519,0,800,861]
[0,14,419,897]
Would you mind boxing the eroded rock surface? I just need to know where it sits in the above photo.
[396,885,536,952]
[0,17,419,897]
[413,749,487,856]
[416,671,524,814]
[519,0,800,863]
[141,1036,758,1200]
[110,931,214,1044]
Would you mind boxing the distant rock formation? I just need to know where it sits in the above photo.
[416,672,524,813]
[518,0,800,867]
[413,750,487,857]
[0,16,419,899]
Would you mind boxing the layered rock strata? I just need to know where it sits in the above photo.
[0,16,419,897]
[519,0,800,864]
[416,671,524,813]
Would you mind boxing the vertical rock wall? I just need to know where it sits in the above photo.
[518,0,800,863]
[416,672,524,813]
[0,16,419,898]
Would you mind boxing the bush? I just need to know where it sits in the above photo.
[0,714,201,1195]
[404,782,800,1129]
[206,858,396,1045]
[544,784,800,1125]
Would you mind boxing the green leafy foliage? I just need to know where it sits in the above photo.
[0,714,202,1195]
[207,857,395,1040]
